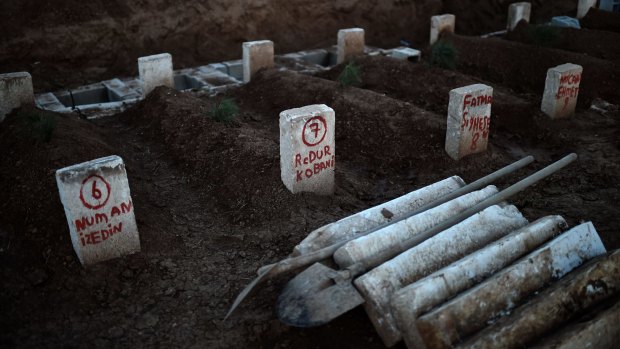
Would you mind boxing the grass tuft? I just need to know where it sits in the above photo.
[527,25,561,47]
[338,61,362,88]
[209,98,239,123]
[430,40,458,70]
[20,110,57,142]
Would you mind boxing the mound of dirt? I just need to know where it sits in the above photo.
[581,8,620,33]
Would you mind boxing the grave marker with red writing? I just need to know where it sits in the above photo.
[56,155,140,265]
[280,104,335,195]
[541,63,583,119]
[445,84,493,160]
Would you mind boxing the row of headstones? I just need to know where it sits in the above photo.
[55,59,581,265]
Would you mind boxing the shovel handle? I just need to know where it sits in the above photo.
[258,155,534,276]
[354,153,578,273]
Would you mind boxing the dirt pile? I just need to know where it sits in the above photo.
[581,8,620,33]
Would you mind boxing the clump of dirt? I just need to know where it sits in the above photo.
[507,21,620,62]
[581,8,620,33]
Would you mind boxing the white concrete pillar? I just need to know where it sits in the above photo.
[56,155,141,265]
[279,104,335,195]
[242,40,274,83]
[337,28,365,64]
[138,53,174,96]
[416,222,606,349]
[577,0,597,19]
[0,72,34,122]
[507,2,532,31]
[353,204,528,347]
[392,215,568,349]
[430,14,455,45]
[445,84,493,160]
[541,63,582,119]
[292,176,465,256]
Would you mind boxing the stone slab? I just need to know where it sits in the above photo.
[445,84,493,160]
[577,0,597,18]
[507,2,532,31]
[550,16,581,29]
[390,47,421,61]
[0,72,34,122]
[337,28,365,64]
[430,14,455,45]
[242,40,274,83]
[138,53,174,96]
[541,63,582,119]
[56,155,140,265]
[279,104,335,195]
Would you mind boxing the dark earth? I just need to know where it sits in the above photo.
[1,1,619,348]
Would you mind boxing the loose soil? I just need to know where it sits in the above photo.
[581,8,620,33]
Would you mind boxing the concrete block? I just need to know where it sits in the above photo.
[416,222,606,349]
[337,28,365,64]
[222,60,244,81]
[430,14,455,45]
[541,63,582,119]
[393,216,568,349]
[507,2,532,31]
[354,204,528,347]
[36,92,67,112]
[0,72,34,122]
[207,63,228,74]
[138,53,174,96]
[242,40,274,83]
[550,16,581,29]
[577,0,597,19]
[279,104,335,195]
[445,84,493,160]
[292,176,465,256]
[390,47,421,62]
[56,155,140,265]
[102,78,141,101]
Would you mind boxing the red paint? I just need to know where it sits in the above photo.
[79,223,123,246]
[295,156,335,182]
[75,200,132,232]
[463,94,492,110]
[79,175,111,210]
[302,116,328,147]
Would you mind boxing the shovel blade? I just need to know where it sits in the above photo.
[277,262,365,327]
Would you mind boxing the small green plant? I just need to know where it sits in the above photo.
[430,40,458,70]
[527,25,561,47]
[209,98,239,123]
[338,61,362,87]
[20,110,57,142]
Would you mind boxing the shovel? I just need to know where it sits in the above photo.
[225,155,535,320]
[277,153,577,327]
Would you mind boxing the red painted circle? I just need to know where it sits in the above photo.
[302,116,328,147]
[79,174,111,210]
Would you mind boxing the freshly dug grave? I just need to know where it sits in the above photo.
[317,55,620,251]
[581,8,620,33]
[441,32,620,107]
[507,21,620,62]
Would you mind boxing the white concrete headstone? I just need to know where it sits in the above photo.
[430,14,455,45]
[507,2,532,31]
[56,155,140,265]
[577,0,597,19]
[337,28,365,64]
[138,53,174,96]
[445,84,493,160]
[280,104,335,195]
[242,40,274,83]
[541,63,582,119]
[0,72,34,122]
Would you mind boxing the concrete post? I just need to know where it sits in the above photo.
[460,247,620,349]
[242,40,274,83]
[138,53,174,96]
[55,155,141,265]
[279,104,335,195]
[292,176,465,256]
[577,0,597,19]
[541,63,582,119]
[334,186,499,268]
[430,14,455,45]
[337,28,365,64]
[507,2,532,31]
[445,84,493,160]
[0,72,34,122]
[391,215,567,349]
[353,204,528,347]
[416,222,606,349]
